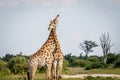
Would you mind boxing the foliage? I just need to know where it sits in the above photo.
[0,59,11,76]
[64,53,92,67]
[2,53,14,62]
[64,53,75,67]
[62,60,69,73]
[85,62,108,70]
[64,53,120,69]
[87,56,99,62]
[0,52,120,75]
[85,56,108,70]
[74,60,92,67]
[114,54,120,68]
[85,76,120,80]
[8,56,28,74]
[80,40,98,57]
[115,60,120,68]
[107,53,117,64]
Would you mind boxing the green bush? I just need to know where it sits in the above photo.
[0,68,11,76]
[62,60,69,73]
[2,53,14,62]
[85,66,91,70]
[78,60,92,67]
[85,76,94,80]
[0,60,11,76]
[85,76,120,80]
[115,59,120,68]
[107,53,116,64]
[114,54,120,68]
[70,60,92,67]
[8,56,27,74]
[87,57,99,62]
[85,62,107,70]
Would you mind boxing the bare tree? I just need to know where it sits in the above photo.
[80,40,98,57]
[99,33,114,64]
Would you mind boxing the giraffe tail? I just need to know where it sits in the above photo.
[27,72,30,80]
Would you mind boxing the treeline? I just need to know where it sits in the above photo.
[0,52,120,76]
[0,53,28,76]
[64,53,120,69]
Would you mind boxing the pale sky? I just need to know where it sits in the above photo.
[0,0,120,57]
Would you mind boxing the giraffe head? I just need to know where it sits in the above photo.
[48,15,59,31]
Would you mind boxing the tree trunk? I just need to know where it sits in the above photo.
[103,53,107,64]
[85,52,88,58]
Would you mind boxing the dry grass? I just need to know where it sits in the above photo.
[0,67,120,80]
[66,67,120,75]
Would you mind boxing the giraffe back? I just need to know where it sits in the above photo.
[28,29,56,68]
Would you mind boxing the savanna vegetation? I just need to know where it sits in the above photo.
[0,33,120,80]
[0,52,120,75]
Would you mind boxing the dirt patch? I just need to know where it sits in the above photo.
[62,74,120,78]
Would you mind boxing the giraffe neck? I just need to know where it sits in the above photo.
[48,27,61,49]
[52,28,61,50]
[30,28,56,59]
[48,28,56,41]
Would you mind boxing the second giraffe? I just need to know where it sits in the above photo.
[49,15,64,80]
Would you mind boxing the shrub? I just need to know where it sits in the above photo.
[8,56,27,74]
[107,53,116,64]
[114,59,120,68]
[85,66,91,70]
[85,76,94,80]
[114,54,120,68]
[85,76,119,80]
[0,68,11,76]
[62,60,69,73]
[85,62,107,70]
[0,60,11,76]
[71,60,92,67]
[87,56,99,62]
[78,60,92,67]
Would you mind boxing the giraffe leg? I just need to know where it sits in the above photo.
[52,60,57,80]
[57,60,63,80]
[29,65,37,80]
[46,63,52,80]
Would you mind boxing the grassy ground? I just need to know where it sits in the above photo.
[0,75,83,80]
[67,67,120,75]
[0,67,120,80]
[63,78,82,80]
[1,75,120,80]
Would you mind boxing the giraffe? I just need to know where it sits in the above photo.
[51,15,64,80]
[27,15,59,80]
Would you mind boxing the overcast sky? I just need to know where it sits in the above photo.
[0,0,120,57]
